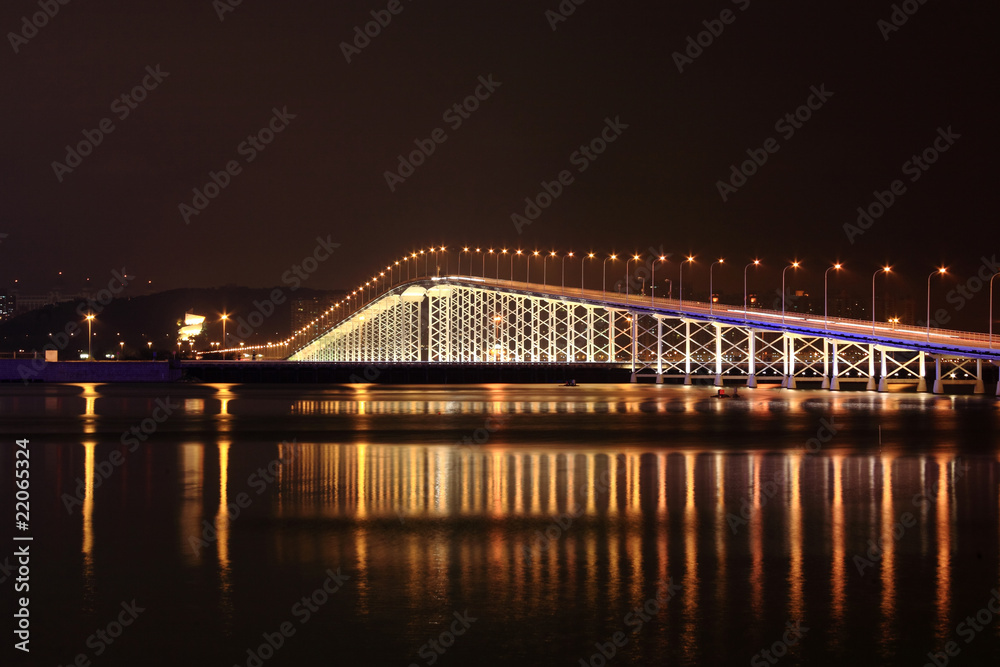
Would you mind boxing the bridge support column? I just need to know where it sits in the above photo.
[974,358,985,394]
[630,312,638,383]
[866,344,877,391]
[786,334,796,389]
[877,347,888,392]
[830,341,840,391]
[683,320,691,385]
[781,334,788,388]
[917,350,927,392]
[932,356,943,394]
[714,324,723,387]
[821,338,830,389]
[655,316,663,384]
[747,329,757,388]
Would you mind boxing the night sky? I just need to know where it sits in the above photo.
[2,0,997,312]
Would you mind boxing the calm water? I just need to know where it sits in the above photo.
[2,383,999,666]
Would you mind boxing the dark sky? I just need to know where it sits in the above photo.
[2,0,997,311]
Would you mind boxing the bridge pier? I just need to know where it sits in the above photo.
[789,334,797,389]
[917,350,928,392]
[877,347,888,392]
[830,341,840,391]
[974,358,985,394]
[683,320,691,385]
[932,356,944,394]
[866,344,877,391]
[714,324,724,387]
[821,339,830,389]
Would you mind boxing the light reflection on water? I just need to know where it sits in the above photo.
[7,383,999,665]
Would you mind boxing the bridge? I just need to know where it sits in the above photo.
[224,263,1000,396]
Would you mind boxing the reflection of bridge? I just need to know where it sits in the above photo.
[277,276,998,395]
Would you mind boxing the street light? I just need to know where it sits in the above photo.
[824,263,843,329]
[744,259,761,321]
[625,254,641,304]
[461,247,470,276]
[485,249,492,279]
[679,256,695,312]
[559,251,573,291]
[583,253,594,292]
[781,261,801,324]
[603,254,618,301]
[85,313,94,358]
[926,267,947,341]
[872,265,891,334]
[709,258,724,315]
[652,255,668,306]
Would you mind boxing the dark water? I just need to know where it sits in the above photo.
[1,383,999,666]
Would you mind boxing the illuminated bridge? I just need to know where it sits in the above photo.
[235,268,1000,395]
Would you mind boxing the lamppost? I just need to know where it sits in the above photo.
[744,259,761,321]
[709,258,724,315]
[603,254,618,300]
[561,251,573,291]
[652,255,667,306]
[119,341,124,359]
[990,272,999,348]
[872,265,891,334]
[85,313,94,358]
[926,267,947,341]
[499,249,506,280]
[461,247,470,276]
[824,263,842,329]
[583,253,594,292]
[625,254,641,304]
[440,246,448,275]
[781,261,800,324]
[221,313,228,350]
[679,256,695,312]
[485,249,492,279]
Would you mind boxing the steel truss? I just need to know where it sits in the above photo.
[289,280,995,394]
